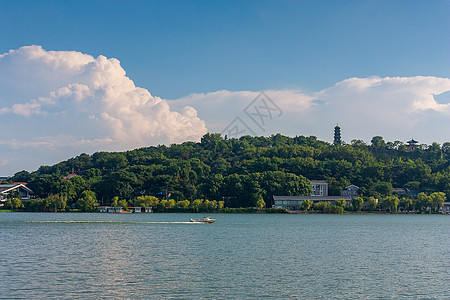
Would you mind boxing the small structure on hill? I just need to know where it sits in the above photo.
[62,174,78,181]
[407,139,418,151]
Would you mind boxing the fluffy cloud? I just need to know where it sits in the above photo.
[1,45,449,175]
[169,89,315,132]
[313,76,450,142]
[0,45,207,173]
[170,76,450,144]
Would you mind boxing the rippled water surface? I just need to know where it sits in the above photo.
[0,213,449,299]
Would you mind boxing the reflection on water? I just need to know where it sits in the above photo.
[0,213,449,299]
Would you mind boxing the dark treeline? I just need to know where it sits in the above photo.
[8,133,450,211]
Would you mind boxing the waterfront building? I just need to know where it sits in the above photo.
[273,195,353,210]
[0,183,33,205]
[311,180,328,196]
[107,206,123,213]
[98,206,152,213]
[440,202,450,212]
[273,179,354,209]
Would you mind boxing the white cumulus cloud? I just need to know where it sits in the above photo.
[313,76,450,142]
[169,76,450,144]
[1,45,449,175]
[0,45,207,174]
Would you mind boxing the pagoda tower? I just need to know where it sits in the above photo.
[334,125,341,145]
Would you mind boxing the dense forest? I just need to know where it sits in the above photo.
[5,133,450,211]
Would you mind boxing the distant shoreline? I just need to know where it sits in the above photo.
[1,209,448,215]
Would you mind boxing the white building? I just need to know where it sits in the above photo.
[273,195,353,210]
[310,180,328,196]
[0,184,33,205]
[273,180,361,210]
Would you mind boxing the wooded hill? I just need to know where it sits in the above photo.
[9,133,450,208]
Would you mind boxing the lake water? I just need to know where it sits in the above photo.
[0,213,449,299]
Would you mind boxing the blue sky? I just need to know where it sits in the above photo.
[2,0,448,97]
[0,0,449,174]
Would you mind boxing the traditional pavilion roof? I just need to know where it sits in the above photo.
[407,139,418,144]
[343,184,359,190]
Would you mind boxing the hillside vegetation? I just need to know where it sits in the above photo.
[8,133,450,211]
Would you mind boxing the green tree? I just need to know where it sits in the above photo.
[4,199,13,209]
[111,196,119,206]
[11,170,32,182]
[335,198,346,208]
[367,197,378,211]
[430,192,445,212]
[191,199,203,211]
[177,199,190,209]
[166,199,176,209]
[328,177,351,196]
[45,194,67,212]
[371,136,386,148]
[373,181,393,196]
[351,139,367,147]
[324,205,344,214]
[301,199,313,211]
[118,199,128,210]
[134,195,159,208]
[417,192,432,212]
[313,201,329,212]
[382,195,400,212]
[351,197,364,212]
[256,197,266,210]
[399,197,413,212]
[76,190,98,211]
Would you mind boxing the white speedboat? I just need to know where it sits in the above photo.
[189,217,217,224]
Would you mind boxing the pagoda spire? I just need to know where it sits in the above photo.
[333,124,341,145]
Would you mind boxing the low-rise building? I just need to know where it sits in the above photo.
[98,206,152,213]
[130,207,153,213]
[311,180,328,196]
[273,180,359,209]
[440,202,450,212]
[273,195,353,210]
[0,184,33,205]
[62,174,78,181]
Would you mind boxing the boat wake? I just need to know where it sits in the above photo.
[21,221,199,224]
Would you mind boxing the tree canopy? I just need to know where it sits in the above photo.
[7,133,450,210]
